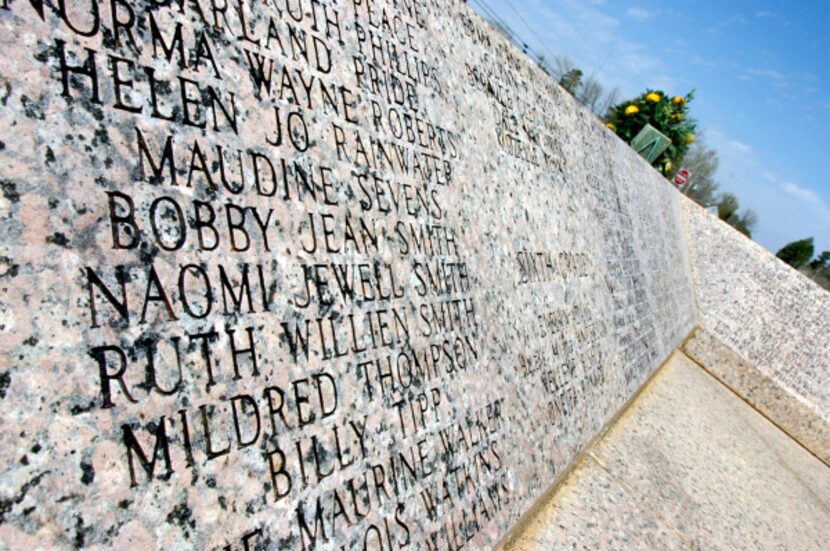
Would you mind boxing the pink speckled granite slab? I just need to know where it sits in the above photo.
[0,1,699,548]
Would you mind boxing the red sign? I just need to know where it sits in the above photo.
[674,168,690,186]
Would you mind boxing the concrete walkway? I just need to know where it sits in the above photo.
[500,352,830,550]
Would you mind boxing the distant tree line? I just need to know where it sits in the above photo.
[776,238,830,290]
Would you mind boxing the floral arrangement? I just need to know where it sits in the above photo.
[605,90,697,176]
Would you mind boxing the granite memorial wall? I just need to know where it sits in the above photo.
[682,199,830,464]
[0,1,697,548]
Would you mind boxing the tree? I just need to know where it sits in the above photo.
[726,209,758,238]
[775,241,830,290]
[717,192,739,220]
[545,56,619,115]
[809,250,830,270]
[776,237,815,269]
[550,55,577,81]
[577,78,619,116]
[682,141,720,206]
[576,76,601,108]
[559,68,583,95]
[715,192,756,237]
[595,85,620,119]
[536,54,553,76]
[806,250,830,291]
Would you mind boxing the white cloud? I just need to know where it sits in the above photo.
[707,131,761,167]
[691,54,717,68]
[740,68,817,91]
[782,182,829,210]
[728,140,754,156]
[793,71,819,83]
[755,10,775,18]
[745,68,785,81]
[702,131,830,252]
[531,0,662,96]
[531,0,695,99]
[627,7,660,20]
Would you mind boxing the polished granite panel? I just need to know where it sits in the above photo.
[0,1,697,548]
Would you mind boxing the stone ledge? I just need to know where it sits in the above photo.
[500,351,830,550]
[683,327,829,466]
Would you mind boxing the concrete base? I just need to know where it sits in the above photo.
[500,352,830,550]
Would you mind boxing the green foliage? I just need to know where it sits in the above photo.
[807,251,830,291]
[713,192,756,237]
[717,192,739,220]
[559,68,583,95]
[724,208,758,238]
[776,242,830,290]
[810,251,830,270]
[606,89,697,177]
[776,237,815,269]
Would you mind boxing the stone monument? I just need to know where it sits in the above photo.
[0,1,698,548]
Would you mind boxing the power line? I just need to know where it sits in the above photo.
[500,0,561,65]
[470,0,524,48]
[472,0,613,88]
[471,0,565,78]
[586,49,615,85]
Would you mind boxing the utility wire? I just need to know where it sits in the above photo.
[472,0,565,79]
[586,49,615,85]
[470,0,525,49]
[499,0,561,65]
[475,0,553,72]
[503,0,607,83]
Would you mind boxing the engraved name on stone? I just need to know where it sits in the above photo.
[0,0,697,548]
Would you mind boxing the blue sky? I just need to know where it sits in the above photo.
[469,0,830,254]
